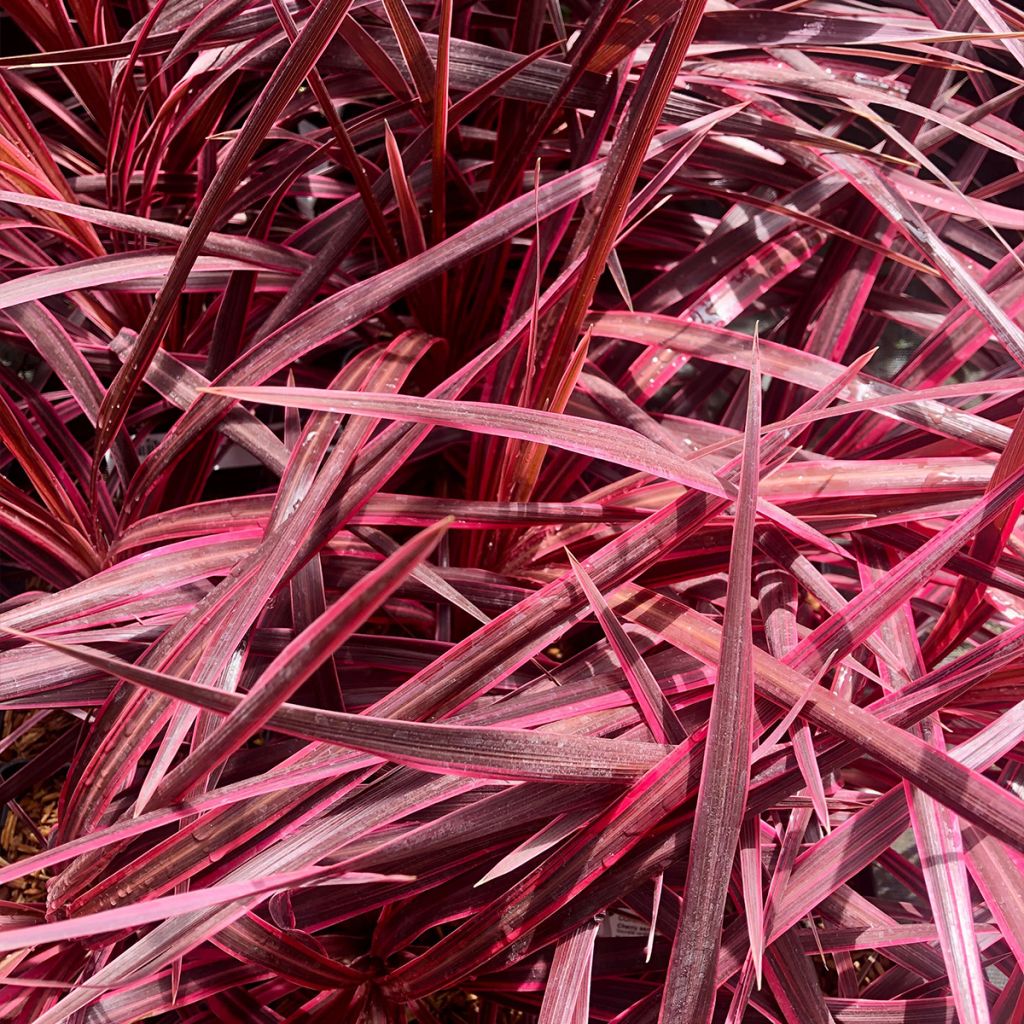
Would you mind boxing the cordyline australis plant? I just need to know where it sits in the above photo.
[1,0,1024,1022]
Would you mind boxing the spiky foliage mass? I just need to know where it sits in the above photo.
[1,0,1024,1021]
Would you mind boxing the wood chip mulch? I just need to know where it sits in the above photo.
[0,710,69,904]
